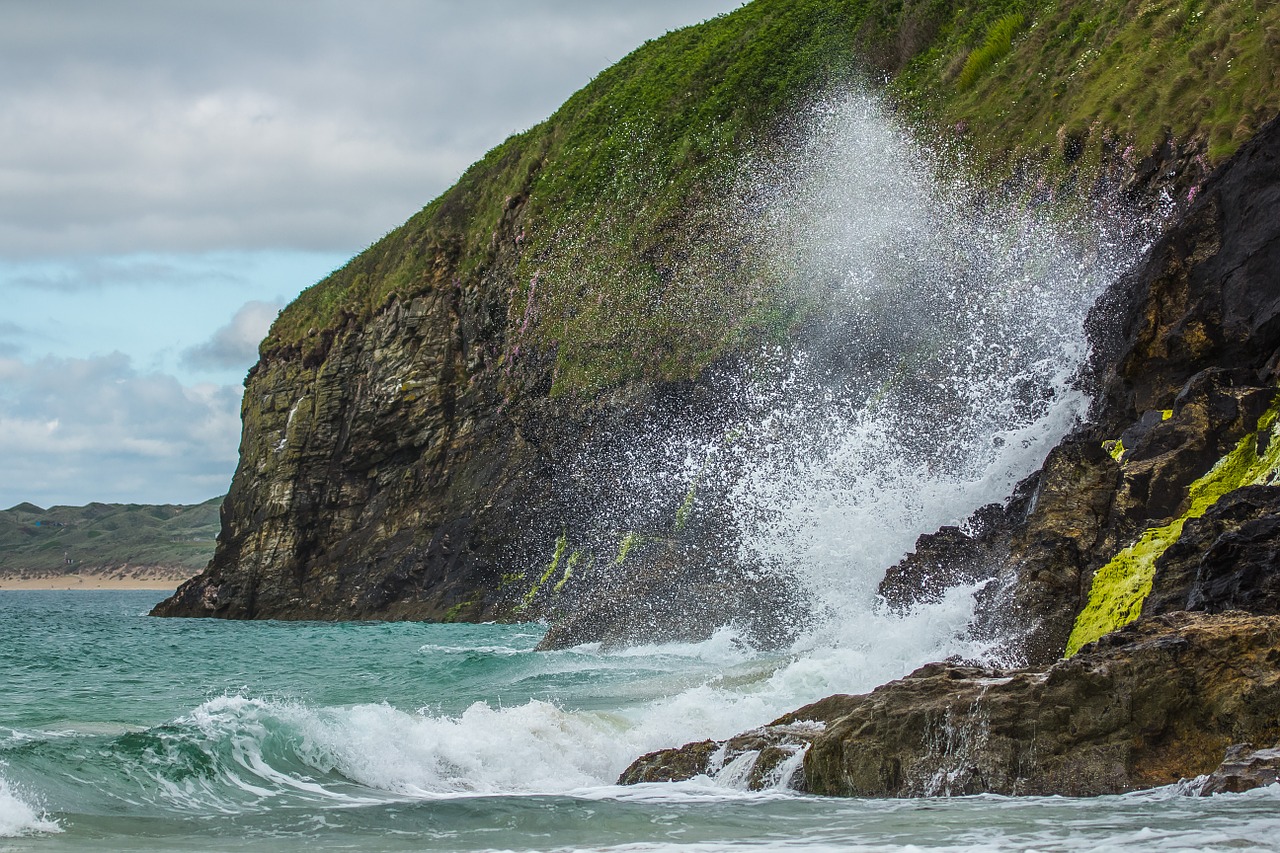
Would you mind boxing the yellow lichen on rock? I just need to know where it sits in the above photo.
[1103,438,1127,463]
[1066,396,1280,656]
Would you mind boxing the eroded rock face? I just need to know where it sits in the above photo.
[878,114,1280,667]
[1144,485,1280,618]
[622,613,1280,796]
[151,202,796,642]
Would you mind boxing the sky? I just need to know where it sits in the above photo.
[0,0,746,510]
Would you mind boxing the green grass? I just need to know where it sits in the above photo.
[0,498,222,574]
[262,0,1280,397]
[958,14,1026,88]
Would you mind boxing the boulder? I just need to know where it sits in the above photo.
[1198,742,1280,795]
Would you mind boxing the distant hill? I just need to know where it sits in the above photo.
[0,498,221,577]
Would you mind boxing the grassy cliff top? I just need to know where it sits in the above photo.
[266,0,1279,394]
[0,498,221,574]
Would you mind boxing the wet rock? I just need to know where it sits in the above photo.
[1110,372,1273,522]
[879,519,1003,611]
[624,614,1280,796]
[1144,485,1280,617]
[619,740,720,785]
[620,719,829,791]
[1092,115,1280,427]
[535,539,803,651]
[955,115,1280,665]
[1198,742,1280,795]
[803,613,1280,796]
[995,437,1121,664]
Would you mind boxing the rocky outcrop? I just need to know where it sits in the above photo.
[622,114,1280,797]
[622,612,1280,796]
[1198,742,1280,795]
[1143,485,1280,618]
[151,192,796,642]
[879,113,1280,666]
[153,221,529,621]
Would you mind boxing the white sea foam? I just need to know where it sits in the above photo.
[0,774,59,837]
[143,586,992,807]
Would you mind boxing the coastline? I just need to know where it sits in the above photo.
[0,573,192,591]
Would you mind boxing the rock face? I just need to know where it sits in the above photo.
[880,113,1280,667]
[1144,485,1280,618]
[151,188,796,642]
[622,612,1280,796]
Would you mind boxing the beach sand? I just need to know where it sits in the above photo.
[0,574,193,591]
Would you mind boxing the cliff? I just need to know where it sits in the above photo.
[155,0,1280,652]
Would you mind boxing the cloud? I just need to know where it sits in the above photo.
[0,1,745,259]
[182,300,283,371]
[0,352,241,506]
[0,322,30,358]
[3,255,243,293]
[0,1,747,507]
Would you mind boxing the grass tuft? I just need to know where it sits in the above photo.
[957,13,1025,89]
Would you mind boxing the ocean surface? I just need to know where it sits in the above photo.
[2,591,1278,853]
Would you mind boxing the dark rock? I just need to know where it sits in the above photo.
[623,614,1280,796]
[960,115,1280,665]
[993,438,1121,664]
[620,720,827,790]
[1092,114,1280,428]
[1144,485,1280,617]
[879,522,999,610]
[619,740,720,785]
[1198,742,1280,795]
[1108,371,1274,525]
[535,538,803,651]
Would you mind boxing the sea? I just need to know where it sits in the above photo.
[2,590,1278,853]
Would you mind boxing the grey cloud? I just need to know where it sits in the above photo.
[0,352,241,506]
[0,322,29,357]
[0,1,744,259]
[183,300,283,370]
[3,256,242,293]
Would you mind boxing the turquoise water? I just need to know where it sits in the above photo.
[2,591,1279,852]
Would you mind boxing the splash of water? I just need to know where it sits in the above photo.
[476,86,1142,791]
[0,773,59,837]
[0,90,1147,829]
[722,89,1134,622]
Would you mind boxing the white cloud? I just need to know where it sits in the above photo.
[0,1,748,506]
[0,353,241,506]
[182,300,284,371]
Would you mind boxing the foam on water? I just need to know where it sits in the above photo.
[0,773,59,837]
[94,580,993,810]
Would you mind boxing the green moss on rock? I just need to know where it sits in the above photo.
[1067,394,1280,656]
[522,531,570,610]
